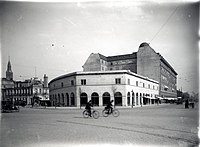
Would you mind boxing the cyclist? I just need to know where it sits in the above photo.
[85,100,93,117]
[105,100,114,114]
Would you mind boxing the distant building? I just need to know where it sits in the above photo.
[49,70,159,107]
[1,59,49,106]
[83,43,178,99]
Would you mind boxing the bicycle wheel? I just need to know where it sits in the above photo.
[112,109,119,117]
[83,110,89,118]
[92,110,100,119]
[102,109,109,117]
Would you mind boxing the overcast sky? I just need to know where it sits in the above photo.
[0,1,199,94]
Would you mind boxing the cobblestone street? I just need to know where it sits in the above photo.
[1,104,199,147]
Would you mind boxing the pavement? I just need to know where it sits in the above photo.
[1,103,199,147]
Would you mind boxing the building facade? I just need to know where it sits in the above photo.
[83,43,178,99]
[49,70,159,107]
[1,60,49,106]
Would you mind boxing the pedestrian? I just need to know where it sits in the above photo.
[185,99,189,109]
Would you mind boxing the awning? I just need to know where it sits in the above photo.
[164,97,178,100]
[155,96,164,99]
[164,86,169,89]
[143,96,156,99]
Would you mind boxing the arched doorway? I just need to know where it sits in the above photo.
[132,92,135,106]
[102,92,110,106]
[70,93,75,106]
[91,92,99,106]
[127,92,130,106]
[114,92,122,106]
[80,92,87,106]
[136,93,138,105]
[58,94,61,106]
[66,93,69,106]
[61,93,65,106]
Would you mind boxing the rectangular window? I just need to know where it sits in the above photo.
[71,80,74,86]
[143,83,145,88]
[128,79,130,85]
[148,84,150,89]
[136,81,138,86]
[81,79,86,85]
[61,82,64,87]
[115,78,121,84]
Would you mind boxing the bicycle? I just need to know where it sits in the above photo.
[83,108,100,119]
[102,108,119,117]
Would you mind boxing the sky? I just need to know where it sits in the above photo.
[0,0,199,94]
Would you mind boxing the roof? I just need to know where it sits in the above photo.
[139,42,150,48]
[98,52,137,62]
[157,53,178,75]
[49,70,159,85]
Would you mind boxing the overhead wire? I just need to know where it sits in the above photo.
[149,5,179,44]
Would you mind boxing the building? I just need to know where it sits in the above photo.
[49,70,159,107]
[83,42,178,99]
[1,59,49,106]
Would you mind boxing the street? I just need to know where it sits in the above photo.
[1,104,199,147]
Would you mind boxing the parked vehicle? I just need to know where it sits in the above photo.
[1,101,19,113]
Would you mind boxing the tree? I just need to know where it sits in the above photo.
[182,92,190,101]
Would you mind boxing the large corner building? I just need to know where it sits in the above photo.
[49,42,177,108]
[83,42,177,99]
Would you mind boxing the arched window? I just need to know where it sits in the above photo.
[80,92,87,106]
[114,92,122,106]
[91,92,99,106]
[70,92,75,106]
[127,92,130,106]
[102,92,110,106]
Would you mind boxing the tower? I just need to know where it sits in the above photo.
[6,57,13,81]
[43,74,48,88]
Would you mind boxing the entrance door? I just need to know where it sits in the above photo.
[114,92,122,106]
[80,92,88,106]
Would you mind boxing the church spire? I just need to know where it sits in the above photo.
[6,56,13,80]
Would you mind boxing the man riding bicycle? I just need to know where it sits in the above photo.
[85,100,93,117]
[105,100,114,114]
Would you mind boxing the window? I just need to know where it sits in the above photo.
[128,79,130,85]
[143,83,145,88]
[81,79,86,85]
[115,78,121,84]
[71,80,74,86]
[136,81,138,86]
[148,84,150,89]
[61,82,64,87]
